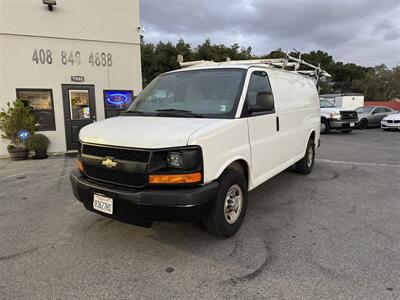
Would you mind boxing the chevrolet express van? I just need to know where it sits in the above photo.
[71,60,322,237]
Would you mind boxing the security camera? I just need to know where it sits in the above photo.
[137,26,146,33]
[43,0,56,11]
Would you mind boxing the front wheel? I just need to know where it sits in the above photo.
[295,139,315,175]
[202,169,248,237]
[359,119,368,129]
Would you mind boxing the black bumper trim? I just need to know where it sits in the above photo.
[329,119,358,129]
[70,170,218,226]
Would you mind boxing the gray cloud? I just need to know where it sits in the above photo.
[140,0,400,66]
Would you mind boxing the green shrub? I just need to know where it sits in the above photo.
[7,144,16,151]
[0,100,36,148]
[26,133,50,151]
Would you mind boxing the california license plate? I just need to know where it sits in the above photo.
[350,122,355,127]
[93,194,113,215]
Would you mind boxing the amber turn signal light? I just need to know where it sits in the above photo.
[76,160,83,172]
[149,172,202,184]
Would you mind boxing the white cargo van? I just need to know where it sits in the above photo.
[70,56,327,237]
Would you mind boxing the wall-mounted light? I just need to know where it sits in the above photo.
[43,0,56,11]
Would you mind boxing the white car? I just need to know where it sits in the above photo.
[381,113,400,130]
[71,61,322,237]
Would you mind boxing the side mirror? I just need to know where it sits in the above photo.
[248,91,274,113]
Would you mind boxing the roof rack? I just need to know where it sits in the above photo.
[177,51,331,84]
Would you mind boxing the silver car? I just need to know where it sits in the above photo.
[356,106,397,129]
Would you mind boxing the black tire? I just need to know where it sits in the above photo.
[295,139,315,175]
[341,130,352,133]
[202,169,247,238]
[320,119,330,134]
[359,118,368,129]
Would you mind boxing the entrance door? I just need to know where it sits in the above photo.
[62,85,96,150]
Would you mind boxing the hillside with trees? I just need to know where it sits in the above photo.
[141,38,400,101]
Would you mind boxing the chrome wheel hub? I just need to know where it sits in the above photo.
[224,184,243,224]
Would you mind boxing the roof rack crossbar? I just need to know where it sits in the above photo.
[177,51,331,82]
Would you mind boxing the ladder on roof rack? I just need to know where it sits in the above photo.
[177,51,331,85]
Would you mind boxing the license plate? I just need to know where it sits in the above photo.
[93,194,113,215]
[350,122,355,127]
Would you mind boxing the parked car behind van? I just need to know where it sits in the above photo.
[381,113,400,131]
[356,106,397,129]
[320,99,358,134]
[71,62,322,237]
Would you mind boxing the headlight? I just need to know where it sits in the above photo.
[330,112,341,120]
[148,147,203,185]
[150,147,202,171]
[167,151,184,168]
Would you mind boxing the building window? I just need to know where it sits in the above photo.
[103,90,134,118]
[69,90,91,120]
[16,89,56,131]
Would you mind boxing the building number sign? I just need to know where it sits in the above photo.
[32,49,113,67]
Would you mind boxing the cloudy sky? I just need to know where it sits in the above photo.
[140,0,400,67]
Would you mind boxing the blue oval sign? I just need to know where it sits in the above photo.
[17,130,30,141]
[107,93,129,105]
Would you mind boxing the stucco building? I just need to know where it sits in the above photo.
[0,0,142,156]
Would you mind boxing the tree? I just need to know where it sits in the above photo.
[0,100,36,148]
[356,65,400,100]
[139,38,398,100]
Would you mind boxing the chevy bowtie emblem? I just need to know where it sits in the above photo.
[102,157,117,168]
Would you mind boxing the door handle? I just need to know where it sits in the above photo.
[276,116,280,132]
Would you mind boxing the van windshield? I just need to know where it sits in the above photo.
[320,99,336,108]
[127,69,246,118]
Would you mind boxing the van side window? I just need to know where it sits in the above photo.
[246,71,273,106]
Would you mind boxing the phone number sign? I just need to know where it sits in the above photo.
[32,49,113,67]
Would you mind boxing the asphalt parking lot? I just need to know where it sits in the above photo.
[1,128,399,299]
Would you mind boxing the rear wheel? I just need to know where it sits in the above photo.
[202,169,247,238]
[295,139,315,175]
[359,118,368,129]
[320,119,330,134]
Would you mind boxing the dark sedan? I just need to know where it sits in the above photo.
[356,106,397,129]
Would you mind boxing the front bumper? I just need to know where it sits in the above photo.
[70,170,218,227]
[381,122,400,129]
[329,119,358,129]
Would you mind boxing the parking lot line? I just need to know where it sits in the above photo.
[0,171,33,181]
[316,158,399,168]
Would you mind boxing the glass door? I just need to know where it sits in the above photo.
[62,85,96,151]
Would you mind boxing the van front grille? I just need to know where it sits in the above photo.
[83,164,147,188]
[82,144,150,162]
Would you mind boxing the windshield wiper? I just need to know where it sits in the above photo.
[155,109,204,118]
[121,110,145,115]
